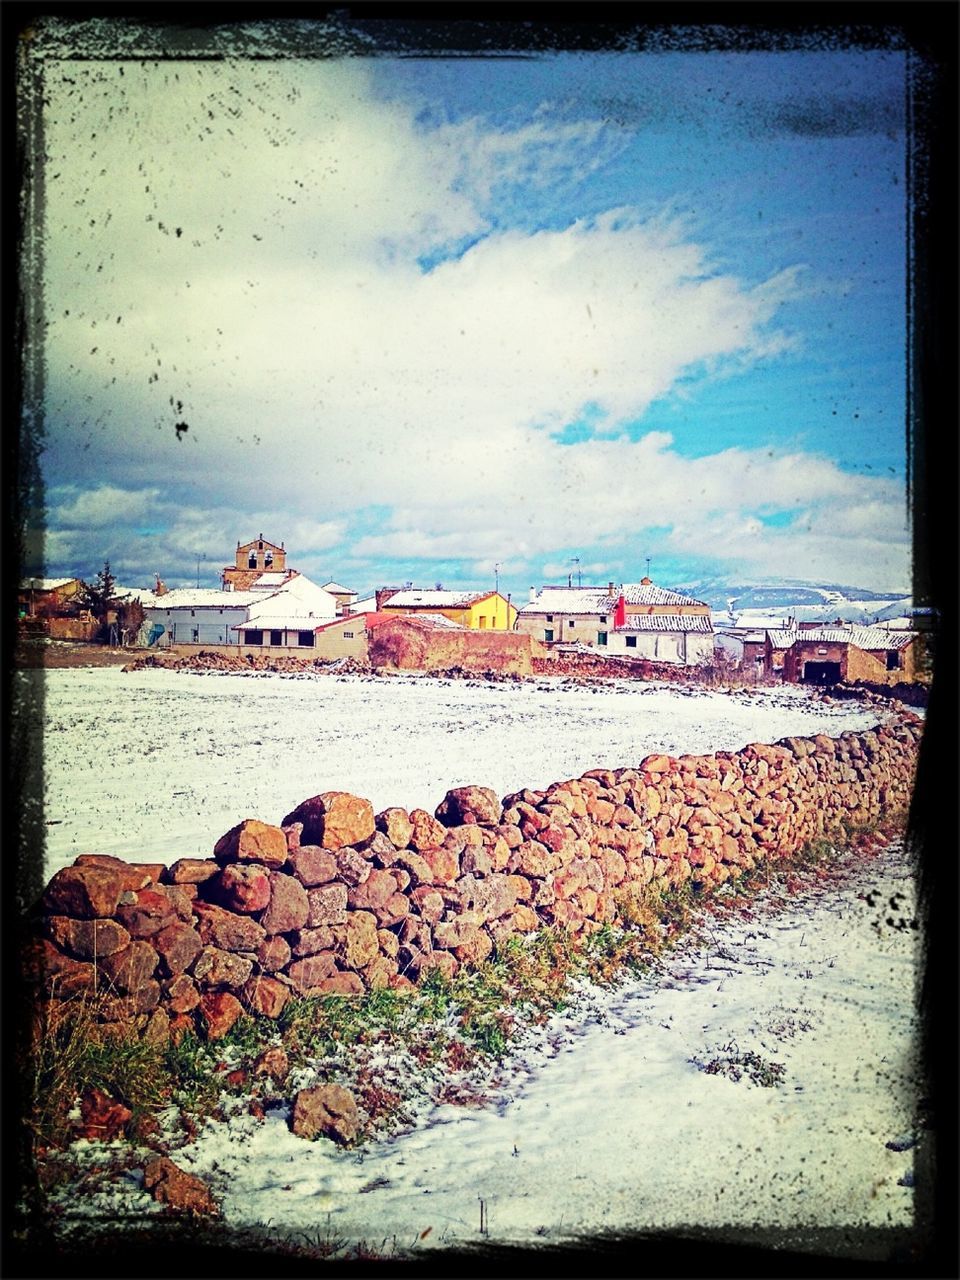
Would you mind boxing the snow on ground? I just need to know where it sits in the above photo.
[51,837,921,1256]
[30,668,890,878]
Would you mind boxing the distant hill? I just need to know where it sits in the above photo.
[674,578,910,624]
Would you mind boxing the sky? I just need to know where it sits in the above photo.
[22,21,913,596]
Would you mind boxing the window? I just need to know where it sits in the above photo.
[598,631,608,646]
[192,628,199,643]
[248,552,257,568]
[544,628,554,642]
[298,631,315,647]
[246,629,263,646]
[568,619,576,628]
[546,614,554,622]
[270,629,282,647]
[190,610,195,617]
[478,616,487,628]
[626,635,637,648]
[600,616,607,624]
[343,630,354,639]
[265,551,273,567]
[886,650,900,671]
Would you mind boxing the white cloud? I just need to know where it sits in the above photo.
[51,485,161,527]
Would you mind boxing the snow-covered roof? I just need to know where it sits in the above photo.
[113,586,159,608]
[614,614,714,634]
[619,583,708,608]
[383,589,495,609]
[350,596,378,613]
[250,572,291,589]
[147,588,261,610]
[20,577,78,591]
[233,618,327,633]
[518,587,615,615]
[321,580,355,596]
[784,626,915,650]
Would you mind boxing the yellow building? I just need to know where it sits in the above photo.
[378,588,517,631]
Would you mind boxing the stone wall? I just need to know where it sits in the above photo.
[27,715,921,1042]
[367,617,541,676]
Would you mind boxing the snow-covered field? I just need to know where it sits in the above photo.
[52,837,921,1257]
[31,668,889,879]
[24,667,923,1258]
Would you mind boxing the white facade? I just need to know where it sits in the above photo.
[143,577,337,648]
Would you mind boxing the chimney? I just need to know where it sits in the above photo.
[529,586,536,603]
[641,576,652,586]
[376,586,400,611]
[154,576,168,596]
[608,581,615,596]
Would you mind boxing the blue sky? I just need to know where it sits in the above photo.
[27,31,912,595]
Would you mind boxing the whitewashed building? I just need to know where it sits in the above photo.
[144,575,337,648]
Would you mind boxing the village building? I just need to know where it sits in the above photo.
[516,578,713,665]
[376,587,517,631]
[221,536,295,592]
[18,577,84,618]
[321,581,358,615]
[144,573,337,649]
[767,625,918,685]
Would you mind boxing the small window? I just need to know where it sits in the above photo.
[544,628,554,642]
[343,630,354,639]
[568,619,576,628]
[600,615,607,624]
[248,552,257,568]
[817,647,828,655]
[598,631,608,646]
[246,629,263,646]
[298,631,315,647]
[625,635,637,648]
[270,629,282,647]
[546,614,553,622]
[191,628,199,643]
[886,650,900,671]
[190,610,195,617]
[478,616,487,628]
[265,551,273,567]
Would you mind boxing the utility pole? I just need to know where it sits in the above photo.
[645,555,651,579]
[494,563,501,595]
[570,556,581,588]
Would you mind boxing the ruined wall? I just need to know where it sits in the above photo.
[367,618,540,676]
[27,716,921,1043]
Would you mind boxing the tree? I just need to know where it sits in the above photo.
[77,561,119,626]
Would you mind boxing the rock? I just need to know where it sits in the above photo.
[164,974,200,1013]
[214,819,288,869]
[257,935,292,973]
[641,754,674,774]
[282,821,303,852]
[198,990,243,1040]
[210,863,272,914]
[415,950,458,981]
[318,971,365,995]
[74,855,160,891]
[165,858,221,885]
[305,883,348,926]
[376,807,414,849]
[253,1045,289,1081]
[43,865,126,919]
[290,926,336,957]
[77,1086,132,1141]
[143,1007,170,1046]
[260,872,309,934]
[192,946,254,990]
[152,921,203,978]
[419,845,460,885]
[374,892,410,928]
[281,792,375,851]
[288,846,338,887]
[362,954,398,989]
[115,888,179,939]
[408,808,448,851]
[291,1084,360,1144]
[347,868,398,912]
[337,911,379,969]
[242,974,290,1018]
[143,1157,220,1216]
[334,847,372,887]
[435,786,502,827]
[98,940,158,994]
[45,916,131,961]
[193,902,266,952]
[409,885,445,924]
[285,952,338,993]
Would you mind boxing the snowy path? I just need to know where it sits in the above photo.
[163,837,920,1253]
[30,668,887,877]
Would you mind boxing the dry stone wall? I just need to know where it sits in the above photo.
[27,715,922,1042]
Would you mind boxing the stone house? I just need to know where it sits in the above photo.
[18,577,83,618]
[770,626,917,685]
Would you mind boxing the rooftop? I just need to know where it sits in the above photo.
[770,626,915,650]
[614,614,714,634]
[382,589,496,609]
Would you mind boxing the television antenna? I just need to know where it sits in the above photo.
[569,556,582,588]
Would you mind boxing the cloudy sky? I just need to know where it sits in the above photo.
[24,22,911,595]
